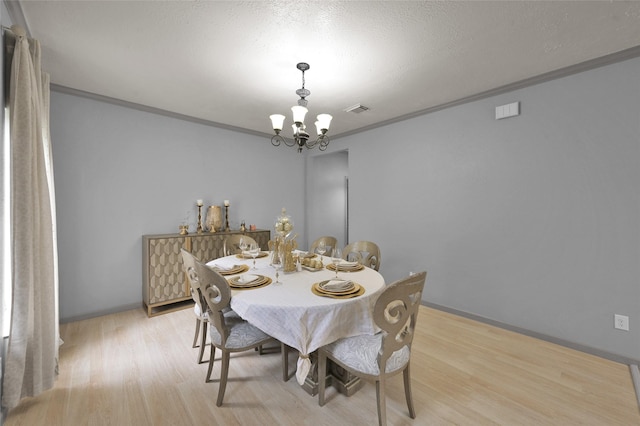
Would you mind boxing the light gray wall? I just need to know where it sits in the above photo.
[50,55,639,361]
[306,151,348,249]
[314,57,639,361]
[50,92,305,321]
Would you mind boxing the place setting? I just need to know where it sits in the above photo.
[311,278,364,299]
[325,248,365,273]
[207,263,249,276]
[325,261,364,273]
[228,273,272,290]
[234,241,269,270]
[236,250,269,260]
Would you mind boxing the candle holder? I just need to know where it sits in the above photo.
[197,205,203,233]
[224,205,230,232]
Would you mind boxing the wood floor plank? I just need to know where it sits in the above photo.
[4,306,639,425]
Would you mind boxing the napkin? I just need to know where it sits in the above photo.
[340,260,359,267]
[208,263,239,272]
[237,274,260,285]
[206,258,240,269]
[320,279,354,292]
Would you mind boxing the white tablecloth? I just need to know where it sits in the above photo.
[207,252,385,385]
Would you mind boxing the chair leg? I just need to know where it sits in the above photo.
[192,318,201,348]
[375,378,387,426]
[318,351,327,406]
[206,345,216,382]
[281,343,289,382]
[197,322,208,364]
[403,365,416,418]
[216,351,231,407]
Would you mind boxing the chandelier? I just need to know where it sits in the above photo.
[270,62,332,153]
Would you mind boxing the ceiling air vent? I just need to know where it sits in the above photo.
[344,103,370,114]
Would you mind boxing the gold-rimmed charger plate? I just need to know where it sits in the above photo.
[210,264,249,276]
[311,282,365,299]
[236,251,269,259]
[326,263,365,272]
[318,279,356,294]
[228,274,272,290]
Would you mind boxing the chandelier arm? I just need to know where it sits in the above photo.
[318,135,330,151]
[271,134,286,147]
[283,137,296,148]
[305,138,318,149]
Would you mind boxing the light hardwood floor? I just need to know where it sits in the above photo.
[5,306,639,425]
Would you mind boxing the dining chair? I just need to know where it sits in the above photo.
[223,234,258,256]
[192,257,290,406]
[180,249,210,364]
[317,271,427,426]
[309,236,338,255]
[342,240,381,271]
[182,249,244,364]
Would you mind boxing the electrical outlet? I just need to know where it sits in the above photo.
[614,314,629,331]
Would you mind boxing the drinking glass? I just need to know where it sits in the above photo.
[331,248,342,279]
[249,242,260,270]
[238,237,248,253]
[316,241,326,258]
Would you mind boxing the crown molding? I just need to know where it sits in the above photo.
[336,45,640,139]
[51,83,273,139]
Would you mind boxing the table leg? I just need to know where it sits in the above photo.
[328,362,364,396]
[299,352,363,397]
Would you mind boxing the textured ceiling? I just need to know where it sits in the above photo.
[14,1,640,138]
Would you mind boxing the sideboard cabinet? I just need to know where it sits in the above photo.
[142,229,270,316]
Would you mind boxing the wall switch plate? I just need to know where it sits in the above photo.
[614,314,629,331]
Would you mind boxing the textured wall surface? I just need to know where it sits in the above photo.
[50,55,639,361]
[314,57,639,360]
[50,93,304,321]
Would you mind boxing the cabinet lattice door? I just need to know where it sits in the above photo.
[142,230,270,316]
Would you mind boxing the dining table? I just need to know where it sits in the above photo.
[206,250,386,391]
